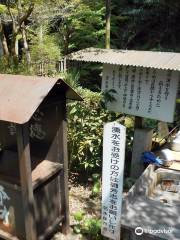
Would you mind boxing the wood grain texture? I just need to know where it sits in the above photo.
[16,123,37,240]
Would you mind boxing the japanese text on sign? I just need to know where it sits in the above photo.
[101,122,126,240]
[8,109,46,140]
[102,64,179,122]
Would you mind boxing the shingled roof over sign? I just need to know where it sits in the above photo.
[0,74,82,124]
[67,47,180,71]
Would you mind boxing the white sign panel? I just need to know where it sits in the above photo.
[102,64,179,122]
[101,122,126,240]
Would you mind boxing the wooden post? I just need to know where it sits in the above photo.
[106,0,111,49]
[130,117,153,179]
[16,123,37,240]
[134,116,144,129]
[130,116,153,179]
[64,57,67,72]
[58,101,70,234]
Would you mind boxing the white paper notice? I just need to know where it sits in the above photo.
[102,64,179,122]
[101,122,126,240]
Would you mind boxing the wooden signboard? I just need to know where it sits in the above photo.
[101,122,126,240]
[102,64,179,122]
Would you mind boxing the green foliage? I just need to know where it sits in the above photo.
[65,71,135,174]
[2,0,180,72]
[68,88,118,173]
[124,117,134,152]
[0,57,32,75]
[92,181,101,195]
[144,118,158,130]
[60,70,80,89]
[111,0,180,51]
[77,62,102,91]
[91,173,101,197]
[31,34,60,62]
[74,211,85,222]
[83,218,102,239]
[0,4,6,14]
[73,212,102,239]
[50,0,105,54]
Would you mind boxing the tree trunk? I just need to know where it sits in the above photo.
[2,34,9,57]
[11,36,17,57]
[63,30,70,55]
[22,25,31,65]
[39,25,43,44]
[63,36,69,55]
[105,0,111,49]
[15,37,19,56]
[10,20,19,64]
[0,21,9,57]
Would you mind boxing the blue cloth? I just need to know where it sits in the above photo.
[142,152,163,166]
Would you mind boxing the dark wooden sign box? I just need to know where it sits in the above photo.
[0,74,82,240]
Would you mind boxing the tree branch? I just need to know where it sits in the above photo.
[6,3,15,23]
[19,2,34,27]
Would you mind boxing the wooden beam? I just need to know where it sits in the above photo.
[130,128,153,179]
[134,116,144,129]
[16,123,37,240]
[38,216,64,240]
[105,0,111,49]
[0,228,19,240]
[58,101,70,234]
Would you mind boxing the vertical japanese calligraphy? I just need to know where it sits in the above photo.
[101,122,126,240]
[7,109,46,140]
[102,64,179,122]
[148,69,156,113]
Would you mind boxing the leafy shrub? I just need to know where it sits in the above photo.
[91,173,101,197]
[0,4,6,14]
[0,57,32,75]
[67,88,118,174]
[73,211,102,239]
[31,34,60,62]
